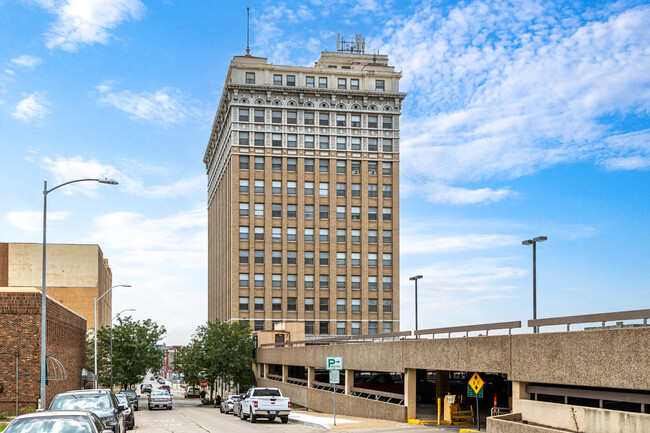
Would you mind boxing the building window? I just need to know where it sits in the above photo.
[287,111,297,125]
[272,180,281,195]
[338,78,346,89]
[269,157,279,171]
[320,298,329,312]
[319,321,329,335]
[337,275,346,289]
[383,139,393,152]
[383,299,392,313]
[304,182,314,196]
[319,159,329,173]
[254,273,264,288]
[319,205,329,219]
[319,274,329,289]
[351,137,361,150]
[351,115,361,128]
[239,297,249,311]
[350,79,359,90]
[368,161,378,174]
[287,134,297,148]
[319,113,329,126]
[239,179,249,194]
[375,80,385,91]
[272,204,281,218]
[287,181,297,195]
[351,275,360,290]
[336,160,346,173]
[239,250,249,264]
[272,133,282,147]
[305,274,314,289]
[272,297,282,312]
[336,114,346,127]
[336,183,346,197]
[254,109,264,122]
[272,251,281,265]
[368,276,378,290]
[254,180,264,194]
[319,228,329,242]
[383,115,393,129]
[273,74,282,86]
[287,297,297,312]
[254,297,264,312]
[245,72,255,84]
[239,274,249,288]
[368,138,378,152]
[351,184,360,197]
[337,206,346,220]
[239,155,249,170]
[337,298,346,313]
[287,158,297,172]
[288,274,297,288]
[254,203,264,217]
[304,135,314,148]
[305,159,314,172]
[304,112,314,125]
[351,299,361,313]
[319,182,329,196]
[239,108,249,122]
[383,276,392,291]
[304,205,314,219]
[336,137,346,150]
[239,131,249,145]
[287,227,297,242]
[288,204,297,218]
[368,207,377,221]
[287,251,297,265]
[305,298,314,312]
[304,251,314,266]
[254,250,264,264]
[351,160,361,173]
[368,253,377,267]
[272,227,281,241]
[368,321,378,334]
[319,77,327,88]
[319,136,329,149]
[272,274,281,288]
[337,252,346,267]
[305,228,314,242]
[271,110,282,124]
[351,207,360,220]
[254,132,265,147]
[337,322,346,335]
[319,252,329,266]
[287,75,296,86]
[254,156,264,170]
[383,253,392,267]
[351,229,360,243]
[383,322,393,333]
[383,208,392,221]
[306,76,315,87]
[351,253,360,267]
[368,115,378,128]
[383,185,392,198]
[368,230,377,244]
[337,229,346,243]
[305,321,314,334]
[239,226,249,240]
[239,203,249,217]
[368,184,377,198]
[255,321,264,331]
[383,162,392,176]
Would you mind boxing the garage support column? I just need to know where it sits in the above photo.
[404,368,417,419]
[344,369,353,395]
[282,364,288,382]
[307,367,315,388]
[263,363,269,379]
[512,381,530,413]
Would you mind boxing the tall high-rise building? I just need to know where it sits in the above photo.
[205,46,405,336]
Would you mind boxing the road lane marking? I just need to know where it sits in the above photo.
[174,407,210,432]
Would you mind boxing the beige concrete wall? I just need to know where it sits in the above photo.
[256,377,407,422]
[488,413,568,433]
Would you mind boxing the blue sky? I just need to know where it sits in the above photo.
[1,0,648,344]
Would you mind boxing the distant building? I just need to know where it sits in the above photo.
[0,243,113,330]
[204,44,405,336]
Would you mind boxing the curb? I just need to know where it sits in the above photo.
[289,416,331,430]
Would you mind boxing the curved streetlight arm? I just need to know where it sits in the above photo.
[113,308,135,321]
[97,284,131,304]
[46,178,118,195]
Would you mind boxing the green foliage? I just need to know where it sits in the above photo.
[0,423,7,432]
[87,316,166,389]
[0,412,7,420]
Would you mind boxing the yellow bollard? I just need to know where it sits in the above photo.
[437,397,441,424]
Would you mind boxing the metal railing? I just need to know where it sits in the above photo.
[528,309,650,331]
[266,373,282,381]
[349,386,404,405]
[260,331,411,348]
[312,380,345,393]
[414,321,522,338]
[527,384,650,410]
[286,377,308,386]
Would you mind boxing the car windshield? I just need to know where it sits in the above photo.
[6,415,94,433]
[116,394,128,405]
[253,389,281,397]
[123,391,136,398]
[50,393,112,411]
[151,390,168,396]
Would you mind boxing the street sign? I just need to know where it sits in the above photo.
[467,383,484,398]
[326,356,343,370]
[329,369,340,384]
[200,380,207,388]
[468,372,484,394]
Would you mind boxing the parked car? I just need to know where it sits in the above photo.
[121,390,139,411]
[232,400,243,418]
[3,410,114,433]
[239,387,290,423]
[49,389,126,433]
[148,389,172,410]
[141,384,152,394]
[185,386,201,398]
[116,393,135,430]
[220,394,241,413]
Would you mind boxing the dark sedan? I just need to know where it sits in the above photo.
[121,390,139,411]
[116,393,135,430]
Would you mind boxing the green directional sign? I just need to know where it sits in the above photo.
[467,383,483,398]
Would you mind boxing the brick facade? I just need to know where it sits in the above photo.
[0,289,86,414]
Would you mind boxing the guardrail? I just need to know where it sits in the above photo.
[312,380,345,393]
[260,331,412,348]
[528,309,650,331]
[286,377,308,386]
[266,373,282,381]
[414,321,522,338]
[527,385,650,409]
[350,386,404,404]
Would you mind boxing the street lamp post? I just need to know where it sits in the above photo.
[40,178,118,408]
[522,236,547,333]
[94,284,131,389]
[111,308,135,391]
[409,275,423,337]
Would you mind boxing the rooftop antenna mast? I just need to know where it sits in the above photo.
[246,7,250,55]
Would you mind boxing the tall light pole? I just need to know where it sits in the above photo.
[95,284,131,388]
[111,308,135,391]
[40,178,118,408]
[522,236,547,333]
[409,275,423,337]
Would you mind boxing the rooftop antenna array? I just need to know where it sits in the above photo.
[337,33,365,54]
[246,7,250,55]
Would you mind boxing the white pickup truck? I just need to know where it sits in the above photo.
[238,387,291,424]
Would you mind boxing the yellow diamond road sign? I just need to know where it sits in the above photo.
[469,372,484,394]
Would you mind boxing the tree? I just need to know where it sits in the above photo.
[88,316,166,389]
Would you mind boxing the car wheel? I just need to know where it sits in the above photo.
[220,406,224,413]
[281,416,288,424]
[250,413,256,423]
[168,406,172,410]
[239,410,246,420]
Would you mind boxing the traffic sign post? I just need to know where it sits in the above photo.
[468,373,484,431]
[326,357,342,426]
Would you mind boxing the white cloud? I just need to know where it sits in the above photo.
[10,55,42,67]
[12,93,49,122]
[38,0,146,51]
[5,69,15,75]
[6,211,69,233]
[96,82,201,126]
[409,182,516,205]
[402,234,520,254]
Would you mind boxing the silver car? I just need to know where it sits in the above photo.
[4,410,114,433]
[49,389,126,433]
[220,395,241,414]
[148,389,172,410]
